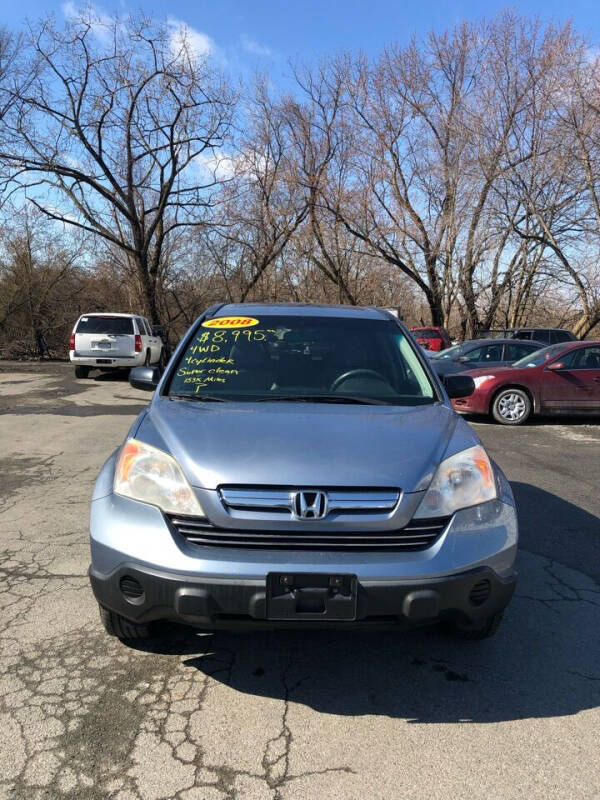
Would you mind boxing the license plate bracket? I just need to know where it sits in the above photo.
[267,573,357,620]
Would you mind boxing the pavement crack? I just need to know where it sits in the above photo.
[261,668,353,799]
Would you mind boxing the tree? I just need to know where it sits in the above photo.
[0,28,23,191]
[498,36,600,338]
[0,29,14,114]
[0,207,85,356]
[288,16,585,335]
[0,11,235,324]
[201,80,309,302]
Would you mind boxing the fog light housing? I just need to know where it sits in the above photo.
[119,575,145,604]
[468,579,491,607]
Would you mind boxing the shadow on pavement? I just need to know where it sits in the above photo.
[93,369,131,382]
[126,484,600,723]
[512,482,600,582]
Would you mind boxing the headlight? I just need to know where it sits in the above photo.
[414,445,497,518]
[114,439,204,516]
[473,375,495,389]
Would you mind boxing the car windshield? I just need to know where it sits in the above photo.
[512,343,568,368]
[430,343,461,360]
[168,314,437,405]
[413,329,439,339]
[76,316,133,334]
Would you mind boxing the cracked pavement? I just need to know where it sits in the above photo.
[0,361,599,799]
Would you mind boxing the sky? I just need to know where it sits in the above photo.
[4,0,600,83]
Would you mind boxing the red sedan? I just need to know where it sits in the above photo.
[411,326,452,352]
[452,341,600,424]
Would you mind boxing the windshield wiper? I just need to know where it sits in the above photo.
[169,393,227,402]
[253,394,389,405]
[170,393,393,405]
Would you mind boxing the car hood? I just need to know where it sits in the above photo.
[136,399,460,492]
[431,360,464,376]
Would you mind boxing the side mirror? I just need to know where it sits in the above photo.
[546,361,566,371]
[443,374,475,399]
[130,366,161,391]
[152,325,165,337]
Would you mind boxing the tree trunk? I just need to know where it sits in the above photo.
[572,307,600,339]
[424,285,444,326]
[134,253,161,325]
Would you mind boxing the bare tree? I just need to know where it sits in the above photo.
[282,61,363,303]
[201,80,309,301]
[493,36,600,339]
[0,11,235,324]
[0,28,22,120]
[1,10,598,342]
[287,16,585,335]
[556,52,600,336]
[305,32,477,326]
[0,28,24,193]
[0,206,85,355]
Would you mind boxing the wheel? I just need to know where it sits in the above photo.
[158,348,167,370]
[491,387,531,425]
[447,612,504,640]
[74,366,90,379]
[98,605,151,640]
[144,349,151,366]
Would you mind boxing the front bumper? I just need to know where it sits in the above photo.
[452,392,490,415]
[89,449,518,629]
[89,561,516,629]
[89,494,518,630]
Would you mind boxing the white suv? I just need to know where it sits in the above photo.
[69,313,164,379]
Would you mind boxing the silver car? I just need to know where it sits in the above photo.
[89,304,517,640]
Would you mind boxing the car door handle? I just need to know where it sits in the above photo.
[593,377,600,383]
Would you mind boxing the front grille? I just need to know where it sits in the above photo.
[219,486,400,518]
[166,514,450,551]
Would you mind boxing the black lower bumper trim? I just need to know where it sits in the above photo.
[89,563,516,629]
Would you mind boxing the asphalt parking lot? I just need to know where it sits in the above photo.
[1,361,599,800]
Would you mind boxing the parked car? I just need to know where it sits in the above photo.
[69,313,165,378]
[410,326,452,352]
[428,338,545,377]
[475,327,577,344]
[510,328,577,344]
[89,303,518,642]
[453,341,600,424]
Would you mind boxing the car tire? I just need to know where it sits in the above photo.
[491,388,531,425]
[447,612,504,640]
[158,348,167,370]
[98,605,151,640]
[144,349,151,366]
[74,366,90,379]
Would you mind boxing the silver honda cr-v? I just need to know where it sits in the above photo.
[89,304,517,640]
